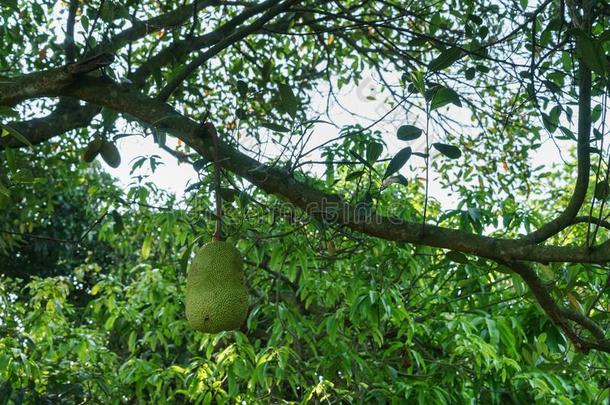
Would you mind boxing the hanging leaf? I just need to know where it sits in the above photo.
[262,122,290,133]
[594,180,610,200]
[383,147,412,179]
[141,235,153,259]
[236,80,249,97]
[111,210,123,233]
[179,244,193,274]
[219,187,240,203]
[541,112,558,133]
[381,175,408,188]
[465,67,476,80]
[0,179,9,197]
[397,125,423,141]
[428,47,462,72]
[278,83,298,118]
[366,141,383,163]
[345,170,365,181]
[192,158,208,172]
[430,86,462,110]
[433,143,462,159]
[445,251,469,264]
[1,124,33,147]
[573,31,606,76]
[261,60,272,82]
[349,150,377,174]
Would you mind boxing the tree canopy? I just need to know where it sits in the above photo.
[1,0,610,403]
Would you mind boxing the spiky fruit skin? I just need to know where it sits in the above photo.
[185,241,248,333]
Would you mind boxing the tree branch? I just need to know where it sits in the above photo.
[40,77,610,265]
[157,0,298,101]
[522,28,592,244]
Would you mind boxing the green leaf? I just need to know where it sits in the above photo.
[383,147,412,179]
[111,210,123,233]
[572,30,606,76]
[0,106,19,118]
[141,236,153,260]
[381,175,408,188]
[541,112,558,133]
[278,83,298,118]
[1,124,33,147]
[594,180,610,200]
[366,141,383,163]
[429,47,462,71]
[465,67,476,80]
[345,170,365,181]
[236,80,249,97]
[179,244,192,274]
[430,86,462,110]
[0,179,9,197]
[445,251,469,264]
[262,122,290,133]
[592,104,602,122]
[349,150,377,174]
[397,125,423,141]
[433,143,461,159]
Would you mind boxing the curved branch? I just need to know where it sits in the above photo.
[522,36,592,244]
[505,260,610,353]
[43,78,610,265]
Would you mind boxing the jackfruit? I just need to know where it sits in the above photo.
[82,138,102,162]
[185,240,248,332]
[99,140,121,168]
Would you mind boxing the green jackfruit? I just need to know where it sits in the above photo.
[82,138,102,162]
[99,140,121,168]
[185,241,248,333]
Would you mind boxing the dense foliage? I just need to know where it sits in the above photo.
[1,0,610,403]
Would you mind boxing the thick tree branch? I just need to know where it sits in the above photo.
[0,101,100,150]
[23,77,608,265]
[0,53,113,108]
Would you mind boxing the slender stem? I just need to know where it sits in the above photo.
[422,102,430,233]
[206,123,223,241]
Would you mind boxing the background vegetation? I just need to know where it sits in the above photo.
[1,0,610,403]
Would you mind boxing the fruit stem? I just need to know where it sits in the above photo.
[205,122,223,241]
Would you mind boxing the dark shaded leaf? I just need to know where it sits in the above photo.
[82,138,103,163]
[1,124,33,147]
[397,125,423,141]
[262,122,290,133]
[383,147,412,179]
[433,143,461,159]
[349,150,377,173]
[111,210,123,233]
[381,175,408,188]
[278,83,298,118]
[366,141,383,163]
[595,180,610,200]
[429,47,462,71]
[345,170,365,181]
[430,86,462,110]
[236,80,249,97]
[445,251,469,264]
[193,159,208,172]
